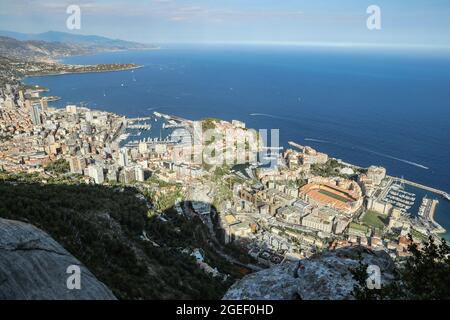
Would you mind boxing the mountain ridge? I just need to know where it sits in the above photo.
[0,30,157,63]
[0,30,154,48]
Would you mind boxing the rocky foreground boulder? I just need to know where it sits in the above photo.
[0,218,116,300]
[223,246,396,300]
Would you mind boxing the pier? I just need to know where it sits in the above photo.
[162,123,185,129]
[127,124,151,130]
[390,176,450,201]
[429,200,446,233]
[128,117,151,122]
[288,141,304,150]
[289,140,450,202]
[418,196,445,234]
[153,112,191,124]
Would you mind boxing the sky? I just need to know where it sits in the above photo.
[1,0,450,46]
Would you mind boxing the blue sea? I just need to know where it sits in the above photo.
[24,44,450,239]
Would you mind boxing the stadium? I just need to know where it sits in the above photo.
[299,177,363,214]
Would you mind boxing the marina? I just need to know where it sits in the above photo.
[418,196,436,218]
[23,49,450,241]
[417,196,444,233]
[127,117,152,130]
[390,176,450,202]
[383,182,416,212]
[127,123,151,130]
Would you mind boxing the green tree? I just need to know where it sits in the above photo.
[352,235,450,299]
[45,158,70,174]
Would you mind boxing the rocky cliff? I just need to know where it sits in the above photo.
[0,218,116,300]
[223,246,396,300]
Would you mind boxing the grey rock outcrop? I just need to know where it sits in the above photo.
[0,218,116,300]
[223,246,395,300]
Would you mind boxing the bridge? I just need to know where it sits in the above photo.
[390,176,450,201]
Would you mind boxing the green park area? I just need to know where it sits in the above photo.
[361,210,387,230]
[349,222,370,235]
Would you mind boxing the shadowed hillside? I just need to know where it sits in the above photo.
[0,180,242,299]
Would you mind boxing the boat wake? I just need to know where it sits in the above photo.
[356,147,429,170]
[250,113,277,118]
[251,113,429,170]
[249,113,293,122]
[301,138,429,170]
[304,138,329,143]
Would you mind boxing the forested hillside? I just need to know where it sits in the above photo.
[0,176,240,299]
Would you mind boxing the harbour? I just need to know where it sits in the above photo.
[24,48,450,240]
[390,176,450,203]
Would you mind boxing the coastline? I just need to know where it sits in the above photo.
[53,47,161,64]
[23,64,143,79]
[20,47,159,81]
[20,51,450,240]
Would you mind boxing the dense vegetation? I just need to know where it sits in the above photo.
[211,165,234,208]
[352,235,450,299]
[0,176,241,299]
[143,176,184,212]
[44,158,70,174]
[311,159,357,179]
[201,118,219,132]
